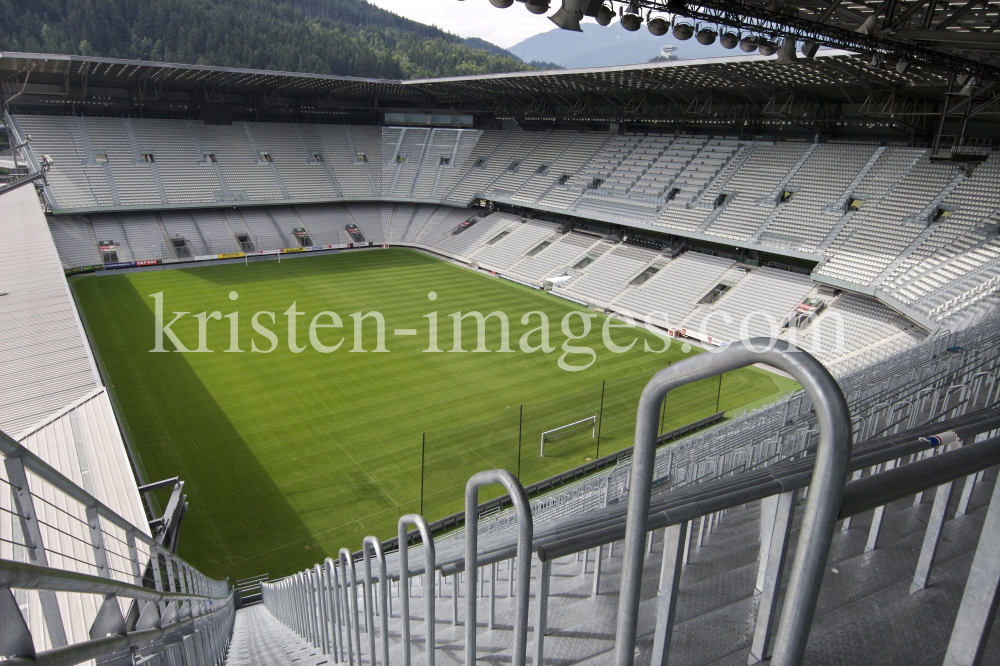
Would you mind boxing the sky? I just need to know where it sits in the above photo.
[365,0,595,49]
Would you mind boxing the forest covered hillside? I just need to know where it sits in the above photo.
[0,0,541,79]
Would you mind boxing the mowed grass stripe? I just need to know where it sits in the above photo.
[72,249,797,580]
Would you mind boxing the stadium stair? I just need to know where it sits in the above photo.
[228,469,999,666]
[763,143,818,205]
[225,605,331,666]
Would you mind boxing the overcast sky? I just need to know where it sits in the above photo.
[366,0,595,49]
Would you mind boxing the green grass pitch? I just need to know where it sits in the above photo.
[71,248,798,581]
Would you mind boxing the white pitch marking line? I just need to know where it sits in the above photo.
[394,328,417,336]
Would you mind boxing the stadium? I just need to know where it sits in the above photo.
[0,0,999,664]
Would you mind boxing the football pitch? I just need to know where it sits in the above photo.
[72,248,799,581]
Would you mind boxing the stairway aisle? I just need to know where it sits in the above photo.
[225,605,330,666]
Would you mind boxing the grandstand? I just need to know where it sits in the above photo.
[1,26,999,666]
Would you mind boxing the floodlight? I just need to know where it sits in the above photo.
[550,0,586,31]
[856,15,880,35]
[776,38,798,62]
[525,0,550,14]
[673,22,694,40]
[739,35,758,52]
[596,3,615,25]
[621,2,642,31]
[490,0,514,7]
[759,41,777,56]
[720,32,739,49]
[648,17,669,36]
[697,28,718,45]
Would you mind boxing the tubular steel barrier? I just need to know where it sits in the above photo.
[258,408,1000,666]
[614,339,852,666]
[0,429,233,666]
[257,331,1000,666]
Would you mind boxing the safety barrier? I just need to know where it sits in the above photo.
[0,429,233,666]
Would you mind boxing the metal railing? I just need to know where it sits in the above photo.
[443,316,1000,545]
[258,339,1000,666]
[0,428,233,666]
[615,339,851,666]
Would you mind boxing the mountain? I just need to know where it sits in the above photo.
[0,0,534,79]
[462,37,562,70]
[509,21,735,69]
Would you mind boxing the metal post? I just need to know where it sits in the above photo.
[955,474,976,516]
[362,537,390,666]
[339,549,361,666]
[326,558,343,663]
[398,514,435,666]
[592,546,603,596]
[942,473,1000,666]
[717,371,723,413]
[910,480,956,594]
[489,562,497,630]
[531,557,552,666]
[865,460,897,552]
[749,490,798,665]
[650,521,687,666]
[466,470,533,666]
[596,380,606,458]
[842,470,863,530]
[682,521,693,565]
[4,456,69,648]
[317,563,331,657]
[756,495,779,594]
[613,340,851,666]
[517,405,523,479]
[697,514,707,548]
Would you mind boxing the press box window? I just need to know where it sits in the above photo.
[93,154,108,163]
[141,153,155,163]
[356,153,367,163]
[313,153,324,162]
[259,152,272,162]
[204,153,216,162]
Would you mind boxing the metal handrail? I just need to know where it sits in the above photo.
[0,558,223,602]
[0,423,233,666]
[839,435,1000,518]
[0,591,235,666]
[257,321,1000,665]
[339,547,362,666]
[397,514,435,666]
[615,339,851,666]
[361,536,389,666]
[533,411,1000,562]
[465,470,532,666]
[0,430,226,598]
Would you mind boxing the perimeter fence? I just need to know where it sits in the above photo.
[418,366,768,519]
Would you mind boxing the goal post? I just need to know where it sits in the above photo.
[540,415,596,457]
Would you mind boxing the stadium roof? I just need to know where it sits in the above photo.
[1,50,996,137]
[536,0,1000,80]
